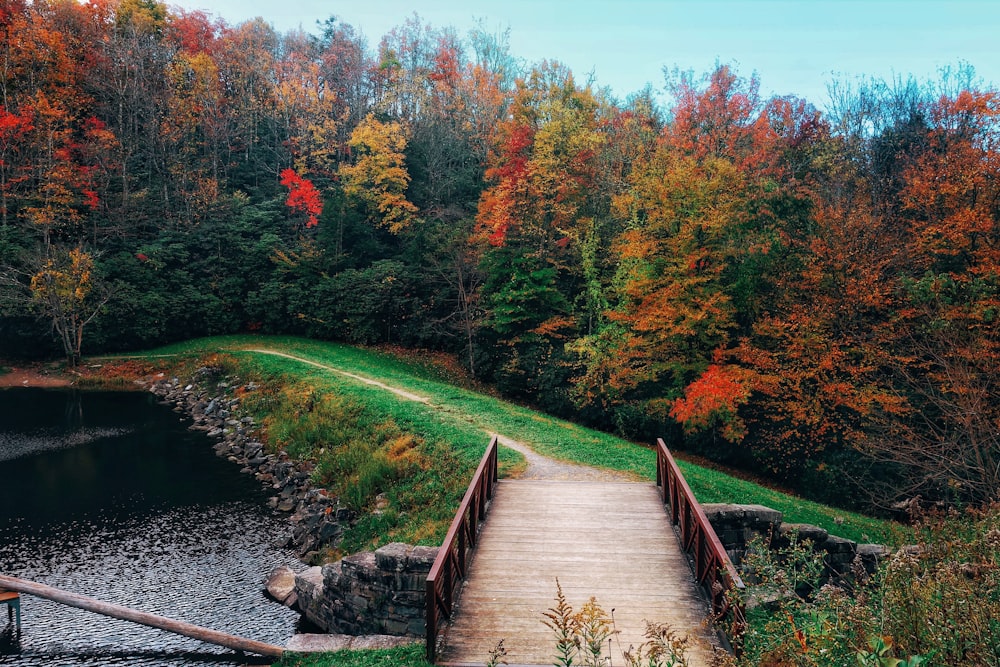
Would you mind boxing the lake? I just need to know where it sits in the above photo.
[0,388,303,666]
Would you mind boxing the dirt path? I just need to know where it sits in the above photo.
[491,434,634,481]
[0,365,72,388]
[248,349,431,404]
[246,349,635,482]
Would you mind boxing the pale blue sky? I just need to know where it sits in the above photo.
[167,0,1000,107]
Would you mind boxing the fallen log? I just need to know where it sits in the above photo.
[0,574,284,658]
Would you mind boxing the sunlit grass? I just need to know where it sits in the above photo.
[118,335,902,544]
[276,644,430,667]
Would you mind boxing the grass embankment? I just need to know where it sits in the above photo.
[127,335,898,546]
[277,645,430,667]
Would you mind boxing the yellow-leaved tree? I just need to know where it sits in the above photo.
[339,114,418,233]
[29,246,110,368]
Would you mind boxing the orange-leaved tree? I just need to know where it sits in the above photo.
[571,66,773,435]
[29,246,111,368]
[864,85,1000,502]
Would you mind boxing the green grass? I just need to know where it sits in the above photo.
[277,644,430,667]
[113,335,901,544]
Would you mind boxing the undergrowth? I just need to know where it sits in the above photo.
[541,579,704,667]
[735,504,1000,666]
[74,358,171,389]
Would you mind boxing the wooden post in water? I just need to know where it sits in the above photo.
[0,574,284,658]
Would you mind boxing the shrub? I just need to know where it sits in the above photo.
[734,505,1000,666]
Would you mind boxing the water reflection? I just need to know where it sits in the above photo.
[0,388,302,666]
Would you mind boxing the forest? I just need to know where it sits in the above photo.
[0,0,997,513]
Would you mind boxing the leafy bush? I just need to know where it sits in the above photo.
[243,382,424,512]
[735,505,1000,666]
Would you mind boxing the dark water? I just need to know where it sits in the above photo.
[0,388,303,666]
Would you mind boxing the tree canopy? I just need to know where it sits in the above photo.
[1,1,998,509]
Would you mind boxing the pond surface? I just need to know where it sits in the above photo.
[0,388,303,666]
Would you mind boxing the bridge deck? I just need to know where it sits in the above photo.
[437,480,717,666]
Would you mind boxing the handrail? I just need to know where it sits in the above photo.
[425,436,499,663]
[656,438,746,651]
[0,574,284,657]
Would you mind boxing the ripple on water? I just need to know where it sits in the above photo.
[2,503,304,666]
[0,389,306,666]
[0,428,134,463]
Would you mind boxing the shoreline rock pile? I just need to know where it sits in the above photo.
[147,369,355,562]
[147,367,439,641]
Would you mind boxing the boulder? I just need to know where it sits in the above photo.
[294,566,326,627]
[266,565,298,606]
[777,523,829,546]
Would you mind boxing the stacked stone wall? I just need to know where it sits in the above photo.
[295,542,438,637]
[148,371,354,560]
[701,503,887,582]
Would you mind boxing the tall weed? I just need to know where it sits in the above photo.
[541,581,698,667]
[735,505,1000,666]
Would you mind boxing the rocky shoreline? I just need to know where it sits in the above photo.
[146,367,356,562]
[146,366,435,641]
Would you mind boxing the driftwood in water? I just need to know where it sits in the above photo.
[0,574,284,658]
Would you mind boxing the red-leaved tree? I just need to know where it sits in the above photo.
[279,168,322,228]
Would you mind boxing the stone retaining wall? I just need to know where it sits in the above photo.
[701,503,887,582]
[295,542,438,637]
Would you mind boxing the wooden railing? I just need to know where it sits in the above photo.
[0,574,284,657]
[425,436,499,663]
[656,438,746,651]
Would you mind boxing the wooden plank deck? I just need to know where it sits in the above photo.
[437,480,718,666]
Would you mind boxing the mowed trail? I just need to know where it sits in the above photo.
[247,349,431,403]
[246,348,636,482]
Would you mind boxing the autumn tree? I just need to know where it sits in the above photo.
[396,26,516,377]
[30,246,111,366]
[339,114,418,233]
[471,62,611,408]
[0,106,33,227]
[570,66,768,435]
[863,82,1000,503]
[89,0,172,228]
[161,50,226,222]
[214,18,281,191]
[373,14,439,121]
[280,168,322,228]
[274,29,341,179]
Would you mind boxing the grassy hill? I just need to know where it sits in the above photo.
[116,335,899,546]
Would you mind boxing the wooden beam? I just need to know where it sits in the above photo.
[0,574,284,658]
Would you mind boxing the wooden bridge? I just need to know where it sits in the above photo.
[426,438,744,666]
